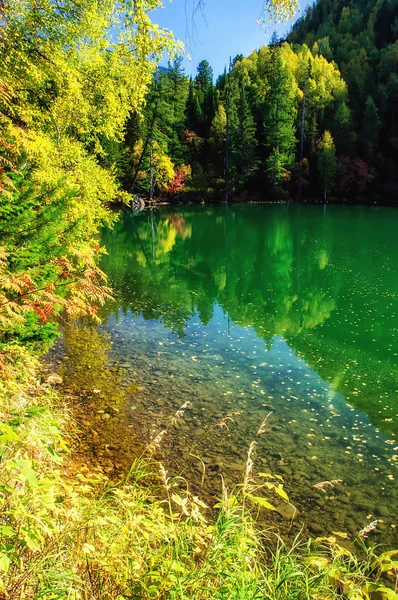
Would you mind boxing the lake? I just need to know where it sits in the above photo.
[55,204,398,546]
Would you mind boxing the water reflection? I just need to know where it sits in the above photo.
[102,205,398,436]
[95,205,398,546]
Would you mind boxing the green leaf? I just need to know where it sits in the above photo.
[0,481,14,495]
[246,494,276,511]
[0,423,19,444]
[21,466,39,487]
[364,584,398,599]
[170,562,187,573]
[379,550,398,560]
[275,485,289,501]
[0,526,16,538]
[46,446,62,462]
[23,534,41,551]
[380,560,398,573]
[0,553,10,573]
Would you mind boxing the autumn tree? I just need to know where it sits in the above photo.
[0,0,179,340]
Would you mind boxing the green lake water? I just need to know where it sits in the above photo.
[57,205,398,545]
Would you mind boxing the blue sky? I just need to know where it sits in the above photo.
[152,0,309,78]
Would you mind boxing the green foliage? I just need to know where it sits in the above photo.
[228,70,258,192]
[190,60,216,139]
[208,102,227,183]
[363,96,381,161]
[117,0,396,202]
[289,0,398,191]
[162,40,347,199]
[263,48,297,187]
[0,0,180,348]
[317,130,337,200]
[125,62,190,197]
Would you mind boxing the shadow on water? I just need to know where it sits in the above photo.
[53,204,398,546]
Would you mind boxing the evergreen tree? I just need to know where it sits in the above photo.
[362,95,381,162]
[193,60,216,138]
[333,101,353,153]
[196,60,214,87]
[270,31,280,46]
[185,78,198,133]
[229,77,258,191]
[166,57,189,165]
[264,49,297,187]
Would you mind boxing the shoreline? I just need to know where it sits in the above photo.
[122,195,398,210]
[1,323,396,597]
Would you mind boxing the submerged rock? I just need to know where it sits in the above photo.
[309,523,323,535]
[275,503,298,520]
[374,505,389,517]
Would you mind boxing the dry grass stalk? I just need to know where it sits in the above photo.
[216,411,242,430]
[171,400,191,424]
[312,479,343,493]
[159,463,170,490]
[257,412,273,436]
[147,430,167,456]
[243,441,256,493]
[146,401,192,456]
[358,520,378,538]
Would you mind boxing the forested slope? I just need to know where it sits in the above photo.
[120,0,398,203]
[122,46,351,202]
[289,0,398,197]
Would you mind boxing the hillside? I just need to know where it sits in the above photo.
[289,0,398,196]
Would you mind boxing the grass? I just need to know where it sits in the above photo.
[0,343,397,599]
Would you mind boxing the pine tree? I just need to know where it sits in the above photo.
[333,101,353,153]
[129,73,176,196]
[193,60,216,138]
[208,101,227,184]
[363,95,381,161]
[264,48,297,188]
[185,78,198,133]
[167,57,189,165]
[229,77,258,191]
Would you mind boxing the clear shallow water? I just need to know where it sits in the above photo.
[60,205,398,545]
